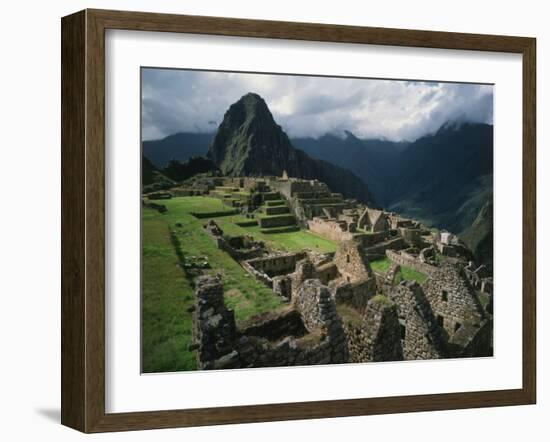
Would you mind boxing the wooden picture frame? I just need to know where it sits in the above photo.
[61,8,536,433]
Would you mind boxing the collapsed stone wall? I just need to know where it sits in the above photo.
[204,220,265,261]
[342,296,404,363]
[315,262,340,285]
[386,249,438,277]
[193,275,240,370]
[388,282,445,360]
[331,278,377,311]
[191,275,349,370]
[244,252,307,278]
[292,279,349,362]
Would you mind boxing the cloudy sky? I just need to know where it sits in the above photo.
[141,68,493,142]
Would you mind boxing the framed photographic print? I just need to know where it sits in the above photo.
[61,9,536,432]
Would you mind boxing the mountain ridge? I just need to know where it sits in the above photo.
[206,93,375,204]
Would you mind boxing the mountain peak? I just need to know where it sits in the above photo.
[233,92,271,116]
[206,94,374,203]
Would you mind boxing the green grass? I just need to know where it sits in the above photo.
[370,257,391,273]
[394,265,428,285]
[476,291,490,310]
[210,211,336,254]
[141,209,196,373]
[371,294,393,307]
[142,196,285,373]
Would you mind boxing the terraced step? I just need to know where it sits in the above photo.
[235,219,259,227]
[262,205,290,215]
[266,199,287,207]
[306,202,352,210]
[260,225,300,234]
[261,191,281,201]
[298,197,345,205]
[259,214,296,228]
[293,192,332,199]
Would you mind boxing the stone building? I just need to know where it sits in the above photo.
[358,207,390,232]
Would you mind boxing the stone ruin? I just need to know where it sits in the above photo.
[190,275,348,370]
[189,226,492,368]
[175,175,493,369]
[203,219,266,260]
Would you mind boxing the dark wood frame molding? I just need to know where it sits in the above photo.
[61,9,536,433]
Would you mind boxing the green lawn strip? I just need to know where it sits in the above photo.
[395,265,428,284]
[152,197,283,321]
[141,208,196,373]
[370,257,391,273]
[211,211,336,254]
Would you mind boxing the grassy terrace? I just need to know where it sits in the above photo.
[141,209,197,373]
[395,266,428,285]
[369,256,428,284]
[370,257,392,273]
[141,196,337,373]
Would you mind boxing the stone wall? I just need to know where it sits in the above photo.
[386,249,438,277]
[387,282,445,360]
[357,231,390,247]
[333,239,372,284]
[342,296,404,363]
[259,214,296,228]
[315,262,340,285]
[193,275,240,370]
[399,227,422,247]
[245,252,307,277]
[270,178,331,200]
[203,220,265,261]
[190,276,349,370]
[422,263,490,356]
[307,217,355,242]
[362,237,405,256]
[331,278,377,311]
[292,279,349,363]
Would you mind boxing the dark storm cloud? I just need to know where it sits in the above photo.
[141,68,493,141]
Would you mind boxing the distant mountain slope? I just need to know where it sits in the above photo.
[142,155,175,191]
[461,198,493,271]
[293,132,409,206]
[386,123,493,231]
[162,157,219,182]
[141,110,493,242]
[143,132,214,167]
[207,92,375,204]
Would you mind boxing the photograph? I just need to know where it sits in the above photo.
[140,68,494,373]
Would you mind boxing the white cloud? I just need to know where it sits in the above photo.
[141,68,493,141]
